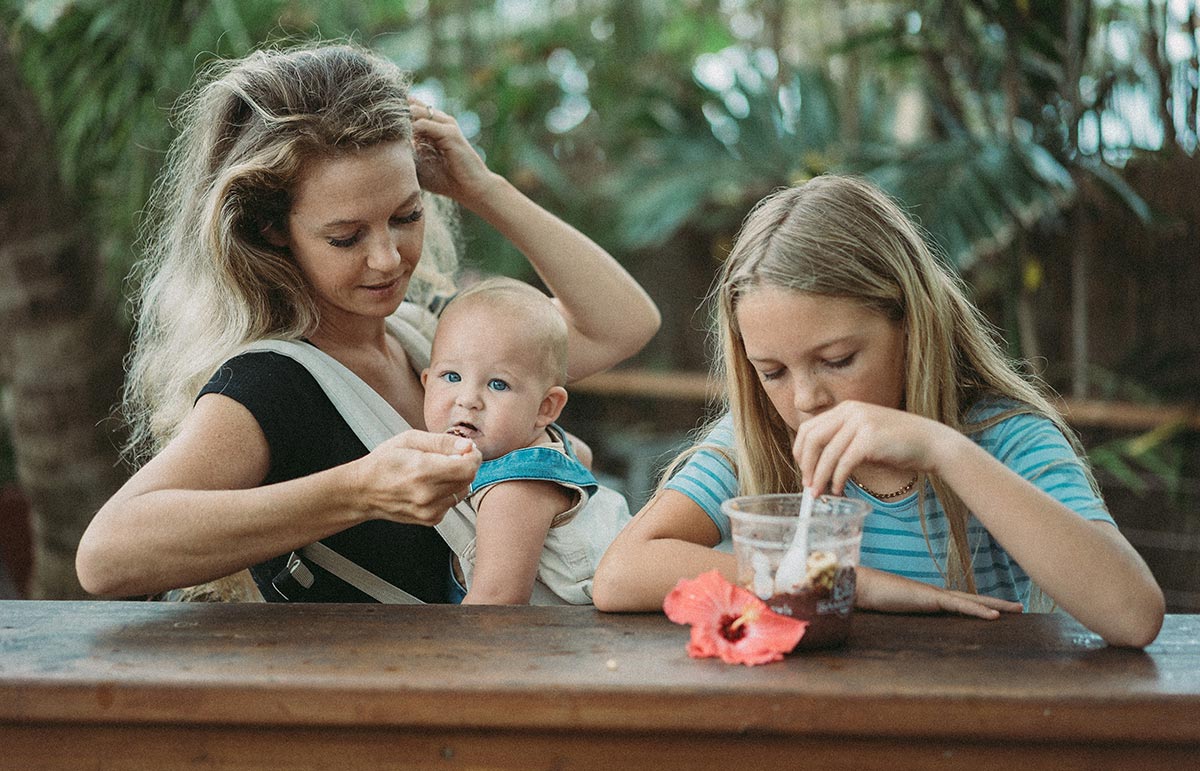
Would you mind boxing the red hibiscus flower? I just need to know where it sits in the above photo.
[663,570,808,666]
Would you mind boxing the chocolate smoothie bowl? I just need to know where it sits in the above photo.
[722,494,869,650]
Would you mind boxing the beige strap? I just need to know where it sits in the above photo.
[239,303,476,600]
[300,542,423,604]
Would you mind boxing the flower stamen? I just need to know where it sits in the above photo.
[720,605,760,641]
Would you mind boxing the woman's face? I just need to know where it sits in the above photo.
[734,287,906,431]
[283,140,425,327]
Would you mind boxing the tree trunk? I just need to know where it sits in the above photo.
[1145,0,1178,149]
[0,34,128,598]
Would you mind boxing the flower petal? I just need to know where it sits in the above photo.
[721,614,809,666]
[664,571,809,666]
[663,570,738,626]
[685,625,721,659]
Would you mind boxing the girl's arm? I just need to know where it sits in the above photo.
[793,401,1165,648]
[593,491,734,611]
[76,393,480,597]
[593,489,1018,618]
[411,106,660,380]
[460,480,574,605]
[932,434,1163,647]
[855,567,1023,617]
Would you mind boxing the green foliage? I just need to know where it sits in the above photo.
[1,0,1194,500]
[603,39,1082,275]
[1,0,417,290]
[3,0,1191,341]
[1090,420,1187,499]
[607,56,842,252]
[864,137,1074,271]
[4,1,1190,272]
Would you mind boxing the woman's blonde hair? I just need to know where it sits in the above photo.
[685,174,1093,594]
[123,42,459,466]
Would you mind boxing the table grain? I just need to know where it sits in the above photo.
[1,602,1197,769]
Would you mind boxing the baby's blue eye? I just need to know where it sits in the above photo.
[487,379,509,392]
[441,371,461,383]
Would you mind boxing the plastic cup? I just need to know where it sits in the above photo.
[722,493,870,650]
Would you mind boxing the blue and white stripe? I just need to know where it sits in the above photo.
[663,400,1114,607]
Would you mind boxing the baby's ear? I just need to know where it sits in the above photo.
[536,386,568,427]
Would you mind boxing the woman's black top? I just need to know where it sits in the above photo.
[199,351,455,603]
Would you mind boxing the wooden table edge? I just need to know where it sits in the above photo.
[4,681,1198,745]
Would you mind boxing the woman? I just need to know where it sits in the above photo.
[76,43,659,602]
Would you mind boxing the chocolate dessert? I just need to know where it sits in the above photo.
[763,555,857,650]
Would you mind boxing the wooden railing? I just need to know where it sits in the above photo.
[573,369,1200,432]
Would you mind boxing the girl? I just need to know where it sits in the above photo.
[593,175,1163,648]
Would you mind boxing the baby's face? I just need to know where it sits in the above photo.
[422,305,556,461]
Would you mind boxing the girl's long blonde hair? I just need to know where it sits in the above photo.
[688,174,1094,593]
[124,42,458,466]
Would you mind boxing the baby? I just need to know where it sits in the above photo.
[422,277,631,604]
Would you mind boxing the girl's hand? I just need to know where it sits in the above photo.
[409,99,496,208]
[352,429,481,525]
[856,566,1024,619]
[793,400,959,495]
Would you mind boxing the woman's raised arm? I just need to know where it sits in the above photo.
[411,104,660,380]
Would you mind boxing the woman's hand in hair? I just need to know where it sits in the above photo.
[856,567,1024,619]
[792,400,958,495]
[349,429,481,525]
[409,99,497,209]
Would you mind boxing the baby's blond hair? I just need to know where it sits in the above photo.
[437,277,568,387]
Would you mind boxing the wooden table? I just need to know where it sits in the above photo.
[1,602,1197,769]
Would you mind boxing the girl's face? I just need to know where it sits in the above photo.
[735,287,906,431]
[283,140,426,327]
[421,302,564,461]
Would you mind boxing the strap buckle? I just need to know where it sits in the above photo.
[269,552,315,600]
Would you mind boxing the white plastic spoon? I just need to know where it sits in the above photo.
[773,488,815,594]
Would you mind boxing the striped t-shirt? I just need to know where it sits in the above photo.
[663,400,1115,607]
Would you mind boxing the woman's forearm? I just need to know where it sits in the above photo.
[76,463,364,598]
[462,173,660,380]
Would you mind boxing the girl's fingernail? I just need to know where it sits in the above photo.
[453,438,474,453]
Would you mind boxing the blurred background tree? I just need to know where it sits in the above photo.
[0,0,1196,604]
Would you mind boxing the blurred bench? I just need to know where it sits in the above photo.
[574,369,1200,430]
